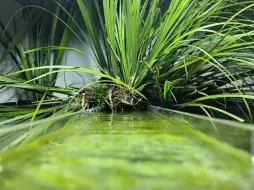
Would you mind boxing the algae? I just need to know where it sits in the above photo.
[0,112,253,190]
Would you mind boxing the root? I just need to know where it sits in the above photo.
[72,85,146,112]
[106,85,145,112]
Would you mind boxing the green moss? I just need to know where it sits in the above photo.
[0,113,253,190]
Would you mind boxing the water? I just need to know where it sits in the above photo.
[0,109,253,190]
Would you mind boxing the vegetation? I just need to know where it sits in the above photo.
[75,0,254,121]
[0,112,252,189]
[0,0,254,151]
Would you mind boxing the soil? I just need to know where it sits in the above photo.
[72,88,98,109]
[105,85,146,112]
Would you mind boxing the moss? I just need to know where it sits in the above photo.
[0,113,252,190]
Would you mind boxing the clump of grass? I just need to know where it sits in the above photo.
[0,0,254,152]
[74,0,254,121]
[0,0,75,101]
[1,0,254,119]
[2,0,254,119]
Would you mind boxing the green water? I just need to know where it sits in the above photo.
[0,111,253,190]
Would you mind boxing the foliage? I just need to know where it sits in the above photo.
[75,0,254,121]
[1,0,254,152]
[0,0,74,101]
[0,0,86,150]
[2,0,254,120]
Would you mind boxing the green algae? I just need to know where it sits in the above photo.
[0,112,253,190]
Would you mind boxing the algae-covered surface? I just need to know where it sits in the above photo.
[0,112,253,190]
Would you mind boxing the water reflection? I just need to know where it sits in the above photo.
[149,106,254,152]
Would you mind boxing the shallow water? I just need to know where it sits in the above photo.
[0,111,253,190]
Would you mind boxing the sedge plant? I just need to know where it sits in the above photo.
[0,0,99,151]
[7,0,254,120]
[0,0,88,120]
[1,0,254,152]
[0,0,77,101]
[73,0,254,121]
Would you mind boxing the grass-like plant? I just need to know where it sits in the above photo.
[0,0,93,122]
[3,0,254,119]
[0,0,254,152]
[74,0,254,121]
[0,0,76,101]
[0,0,90,150]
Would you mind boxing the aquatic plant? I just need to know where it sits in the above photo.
[0,0,87,120]
[0,0,77,100]
[1,0,254,117]
[0,0,254,151]
[74,0,254,121]
[0,0,87,148]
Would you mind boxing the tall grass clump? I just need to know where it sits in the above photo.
[0,0,76,102]
[0,0,91,149]
[3,0,254,119]
[0,0,93,121]
[1,0,254,119]
[73,0,254,121]
[0,0,254,152]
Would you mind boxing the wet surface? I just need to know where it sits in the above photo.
[0,111,253,190]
